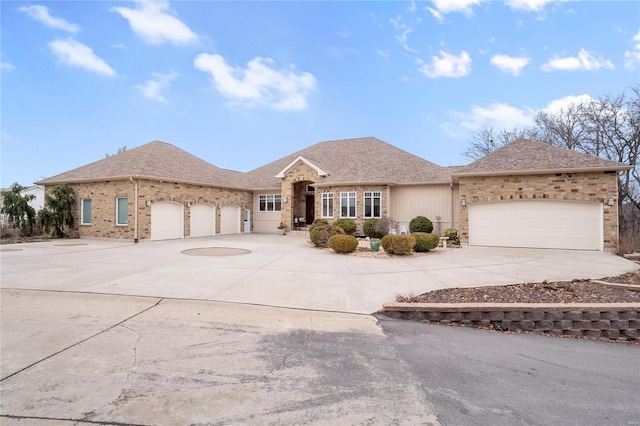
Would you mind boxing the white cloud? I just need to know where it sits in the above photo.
[134,71,179,103]
[377,49,391,58]
[542,94,594,114]
[194,54,316,111]
[419,50,471,78]
[48,39,116,76]
[111,0,197,45]
[541,48,615,71]
[390,16,416,52]
[506,0,555,12]
[407,0,418,13]
[624,30,640,70]
[428,0,483,20]
[1,61,15,71]
[443,94,595,139]
[18,5,80,33]
[459,102,536,131]
[490,54,531,76]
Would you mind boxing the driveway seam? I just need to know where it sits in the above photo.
[0,297,163,382]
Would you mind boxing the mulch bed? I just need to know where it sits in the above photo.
[397,272,640,304]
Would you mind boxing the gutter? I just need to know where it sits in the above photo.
[130,176,139,243]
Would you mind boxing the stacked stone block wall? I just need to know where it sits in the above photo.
[64,179,252,240]
[383,303,639,341]
[458,172,620,250]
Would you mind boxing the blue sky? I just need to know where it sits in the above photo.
[2,0,639,187]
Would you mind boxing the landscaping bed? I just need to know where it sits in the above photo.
[396,272,640,304]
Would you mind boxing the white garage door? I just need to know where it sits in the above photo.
[151,202,183,241]
[220,205,240,235]
[190,204,216,238]
[468,200,602,250]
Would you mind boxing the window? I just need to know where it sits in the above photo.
[364,191,382,218]
[259,194,281,212]
[340,192,356,218]
[322,193,334,218]
[81,199,92,225]
[116,197,128,225]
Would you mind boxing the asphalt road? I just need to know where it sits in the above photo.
[377,315,640,426]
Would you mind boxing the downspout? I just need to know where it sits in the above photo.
[450,182,455,230]
[130,176,139,243]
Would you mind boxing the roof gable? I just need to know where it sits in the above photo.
[275,156,329,179]
[454,138,630,177]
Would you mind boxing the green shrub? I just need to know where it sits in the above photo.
[334,218,357,235]
[443,228,460,245]
[363,219,384,238]
[413,232,439,252]
[380,234,416,255]
[328,234,359,253]
[309,219,329,234]
[310,224,345,248]
[409,216,433,233]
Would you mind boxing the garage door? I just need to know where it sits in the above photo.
[190,204,216,238]
[151,202,183,241]
[468,200,602,250]
[220,205,240,235]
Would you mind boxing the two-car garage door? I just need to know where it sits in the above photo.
[468,200,603,251]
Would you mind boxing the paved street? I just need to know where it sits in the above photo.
[378,316,640,426]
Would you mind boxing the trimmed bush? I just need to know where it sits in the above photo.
[328,234,359,253]
[409,216,433,233]
[309,219,329,234]
[310,224,345,248]
[443,228,460,245]
[413,232,439,252]
[334,218,357,235]
[363,219,384,239]
[380,234,416,255]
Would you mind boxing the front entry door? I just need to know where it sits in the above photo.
[305,195,315,224]
[243,208,251,233]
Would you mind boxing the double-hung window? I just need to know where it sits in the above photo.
[340,192,356,218]
[259,194,281,212]
[81,199,92,225]
[363,191,381,218]
[116,197,128,226]
[321,193,334,218]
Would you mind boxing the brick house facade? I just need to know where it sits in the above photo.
[37,137,630,251]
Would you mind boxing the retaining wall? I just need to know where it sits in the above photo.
[382,303,640,341]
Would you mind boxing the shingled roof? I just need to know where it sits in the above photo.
[246,137,455,188]
[37,141,252,189]
[453,138,630,178]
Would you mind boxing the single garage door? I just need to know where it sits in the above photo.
[190,204,216,238]
[220,205,240,235]
[468,200,602,250]
[151,202,183,241]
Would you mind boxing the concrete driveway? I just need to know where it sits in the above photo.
[2,235,638,425]
[0,234,637,314]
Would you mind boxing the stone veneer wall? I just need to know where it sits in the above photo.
[458,171,620,250]
[66,179,252,239]
[279,161,323,229]
[315,185,389,233]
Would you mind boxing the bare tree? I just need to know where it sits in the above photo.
[462,127,533,160]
